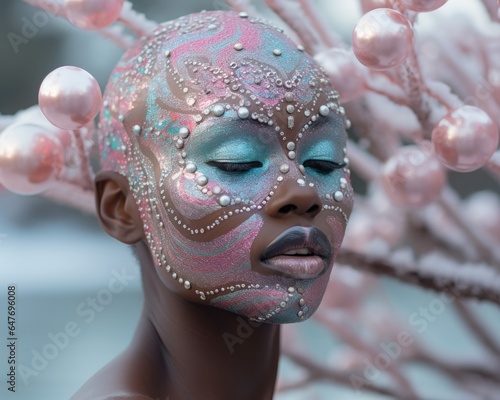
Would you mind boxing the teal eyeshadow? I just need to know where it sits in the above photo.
[188,120,271,163]
[299,123,345,163]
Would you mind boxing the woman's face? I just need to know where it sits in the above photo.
[101,11,353,323]
[136,103,352,324]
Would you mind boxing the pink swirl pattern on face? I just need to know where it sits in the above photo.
[98,11,352,323]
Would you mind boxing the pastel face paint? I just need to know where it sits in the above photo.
[98,11,353,323]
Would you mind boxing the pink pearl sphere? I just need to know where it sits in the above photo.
[361,0,393,13]
[400,0,448,12]
[314,48,365,103]
[64,0,124,30]
[432,105,499,172]
[382,144,447,206]
[39,66,102,130]
[352,9,414,70]
[0,124,64,195]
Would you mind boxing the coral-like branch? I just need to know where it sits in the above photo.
[336,249,500,305]
[42,182,96,215]
[263,0,326,54]
[99,25,136,49]
[118,1,158,37]
[314,313,418,399]
[488,150,500,182]
[281,348,406,398]
[0,115,15,133]
[296,0,343,48]
[454,301,500,358]
[225,0,261,15]
[21,0,136,49]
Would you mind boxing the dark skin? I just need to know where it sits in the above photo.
[71,168,324,400]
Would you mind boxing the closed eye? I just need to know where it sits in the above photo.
[303,160,346,174]
[206,161,263,173]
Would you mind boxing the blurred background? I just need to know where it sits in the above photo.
[0,1,499,399]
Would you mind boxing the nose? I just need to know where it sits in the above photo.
[265,179,323,219]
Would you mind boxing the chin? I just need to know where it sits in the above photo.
[209,276,328,324]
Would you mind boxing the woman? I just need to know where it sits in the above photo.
[71,10,352,400]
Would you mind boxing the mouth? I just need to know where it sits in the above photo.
[260,227,332,280]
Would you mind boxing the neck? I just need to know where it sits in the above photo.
[135,242,281,400]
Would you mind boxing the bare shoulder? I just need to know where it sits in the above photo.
[70,340,167,400]
[101,396,158,400]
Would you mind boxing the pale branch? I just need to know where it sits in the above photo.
[276,374,317,392]
[99,25,136,49]
[21,0,137,49]
[439,187,500,266]
[281,348,409,399]
[225,0,261,15]
[263,0,326,54]
[314,312,419,399]
[0,115,15,133]
[119,1,158,37]
[72,130,95,192]
[480,0,499,21]
[411,351,500,384]
[297,0,343,48]
[454,301,500,359]
[487,150,500,183]
[42,182,96,215]
[336,249,500,305]
[346,139,380,181]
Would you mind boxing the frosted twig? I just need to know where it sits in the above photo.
[314,313,419,399]
[454,301,500,358]
[281,348,407,398]
[0,116,15,133]
[336,249,500,305]
[346,139,380,181]
[21,0,136,49]
[297,0,343,48]
[118,1,158,38]
[225,0,261,15]
[42,182,96,215]
[364,84,411,107]
[480,0,499,21]
[99,25,135,49]
[438,187,500,266]
[276,374,316,392]
[72,130,95,192]
[263,0,326,54]
[487,150,500,182]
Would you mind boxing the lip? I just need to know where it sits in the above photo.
[261,227,332,279]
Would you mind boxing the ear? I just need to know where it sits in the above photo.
[94,171,144,244]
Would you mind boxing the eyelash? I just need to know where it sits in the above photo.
[207,161,263,173]
[303,160,346,174]
[206,160,345,174]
